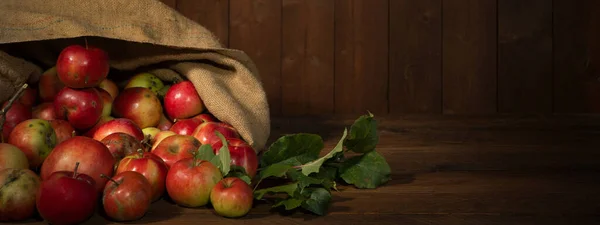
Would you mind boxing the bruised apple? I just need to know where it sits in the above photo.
[112,87,162,129]
[0,168,41,222]
[101,132,142,161]
[7,119,57,169]
[152,134,201,169]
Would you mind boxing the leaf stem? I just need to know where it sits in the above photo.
[0,83,28,143]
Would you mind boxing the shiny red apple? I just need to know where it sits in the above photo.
[92,118,144,142]
[54,86,104,130]
[166,157,223,208]
[151,134,201,169]
[55,44,110,88]
[163,81,205,120]
[192,122,240,146]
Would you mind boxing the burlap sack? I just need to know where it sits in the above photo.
[0,0,271,152]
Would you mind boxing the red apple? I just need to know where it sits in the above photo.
[55,44,110,88]
[7,119,57,169]
[210,177,254,218]
[192,122,240,146]
[100,132,142,162]
[212,138,258,179]
[92,118,144,142]
[0,168,41,222]
[98,78,119,100]
[18,87,37,108]
[151,130,176,151]
[169,118,203,136]
[40,136,115,193]
[163,81,205,120]
[112,87,163,129]
[1,101,32,142]
[101,171,152,222]
[157,113,173,131]
[165,157,223,207]
[116,150,168,202]
[36,163,97,225]
[97,88,113,117]
[32,102,57,120]
[82,115,114,138]
[0,143,29,170]
[38,66,65,102]
[151,134,201,169]
[54,86,104,130]
[48,119,76,144]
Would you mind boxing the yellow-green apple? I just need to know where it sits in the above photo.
[55,44,110,88]
[7,119,56,169]
[38,66,65,102]
[97,88,113,117]
[92,118,144,142]
[151,134,201,169]
[112,87,162,129]
[54,87,104,130]
[116,150,168,202]
[165,157,223,208]
[101,171,152,222]
[150,130,176,151]
[98,78,119,100]
[100,132,142,162]
[142,127,160,141]
[1,101,32,141]
[0,168,41,222]
[192,122,240,146]
[36,163,97,225]
[40,136,115,193]
[124,72,165,96]
[48,119,76,144]
[32,102,57,121]
[210,177,254,218]
[0,143,29,170]
[157,113,173,131]
[212,138,258,179]
[163,81,205,120]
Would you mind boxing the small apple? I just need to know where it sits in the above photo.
[0,168,41,222]
[7,119,57,169]
[163,81,205,120]
[192,122,240,146]
[151,134,201,169]
[48,119,76,144]
[101,171,152,222]
[32,102,57,120]
[54,86,104,130]
[166,157,223,208]
[36,162,97,225]
[112,87,163,129]
[151,130,176,151]
[1,101,32,142]
[0,143,29,170]
[55,44,110,88]
[98,78,119,100]
[124,72,165,96]
[210,177,254,218]
[92,118,145,142]
[116,150,168,202]
[212,138,258,179]
[38,66,65,102]
[97,88,113,117]
[100,132,142,161]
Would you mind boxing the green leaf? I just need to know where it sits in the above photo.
[227,171,252,185]
[301,128,348,176]
[314,166,338,191]
[258,164,294,180]
[301,188,332,216]
[286,169,324,190]
[273,198,304,210]
[215,131,231,176]
[254,182,299,200]
[260,134,324,167]
[195,144,216,161]
[344,112,379,153]
[339,151,391,189]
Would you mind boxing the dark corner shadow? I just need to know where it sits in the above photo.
[94,195,184,224]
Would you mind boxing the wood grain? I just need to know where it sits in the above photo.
[389,0,442,114]
[281,0,335,115]
[553,0,600,113]
[498,0,553,113]
[334,0,389,115]
[176,0,229,47]
[229,0,283,115]
[442,0,497,114]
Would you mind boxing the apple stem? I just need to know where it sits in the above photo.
[137,148,144,157]
[72,162,80,178]
[0,83,28,143]
[71,130,76,137]
[100,174,121,185]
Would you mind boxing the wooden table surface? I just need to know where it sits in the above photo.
[21,114,600,225]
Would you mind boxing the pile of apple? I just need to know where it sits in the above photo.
[0,44,258,223]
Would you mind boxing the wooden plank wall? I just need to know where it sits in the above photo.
[159,0,600,116]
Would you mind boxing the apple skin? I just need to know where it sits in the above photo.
[150,130,176,151]
[92,118,145,142]
[97,88,113,117]
[116,151,168,202]
[157,113,173,131]
[124,72,165,96]
[151,134,201,169]
[112,87,163,129]
[7,119,57,169]
[1,101,32,142]
[54,87,104,131]
[38,66,65,102]
[142,127,161,141]
[192,122,240,146]
[0,168,41,222]
[100,132,142,162]
[98,78,119,100]
[212,138,258,179]
[210,177,254,218]
[32,102,57,120]
[0,143,29,170]
[163,81,205,120]
[18,87,38,108]
[169,118,203,136]
[48,119,76,144]
[102,171,153,222]
[82,115,114,138]
[165,158,223,208]
[40,136,116,193]
[55,44,110,88]
[36,164,98,225]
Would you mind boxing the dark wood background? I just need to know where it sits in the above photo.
[159,0,600,116]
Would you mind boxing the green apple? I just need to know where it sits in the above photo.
[124,73,164,96]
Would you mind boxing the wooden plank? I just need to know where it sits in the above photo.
[176,0,229,47]
[281,0,335,115]
[389,0,442,114]
[498,0,553,113]
[159,0,176,8]
[554,0,600,113]
[442,0,497,114]
[334,0,389,115]
[229,0,282,115]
